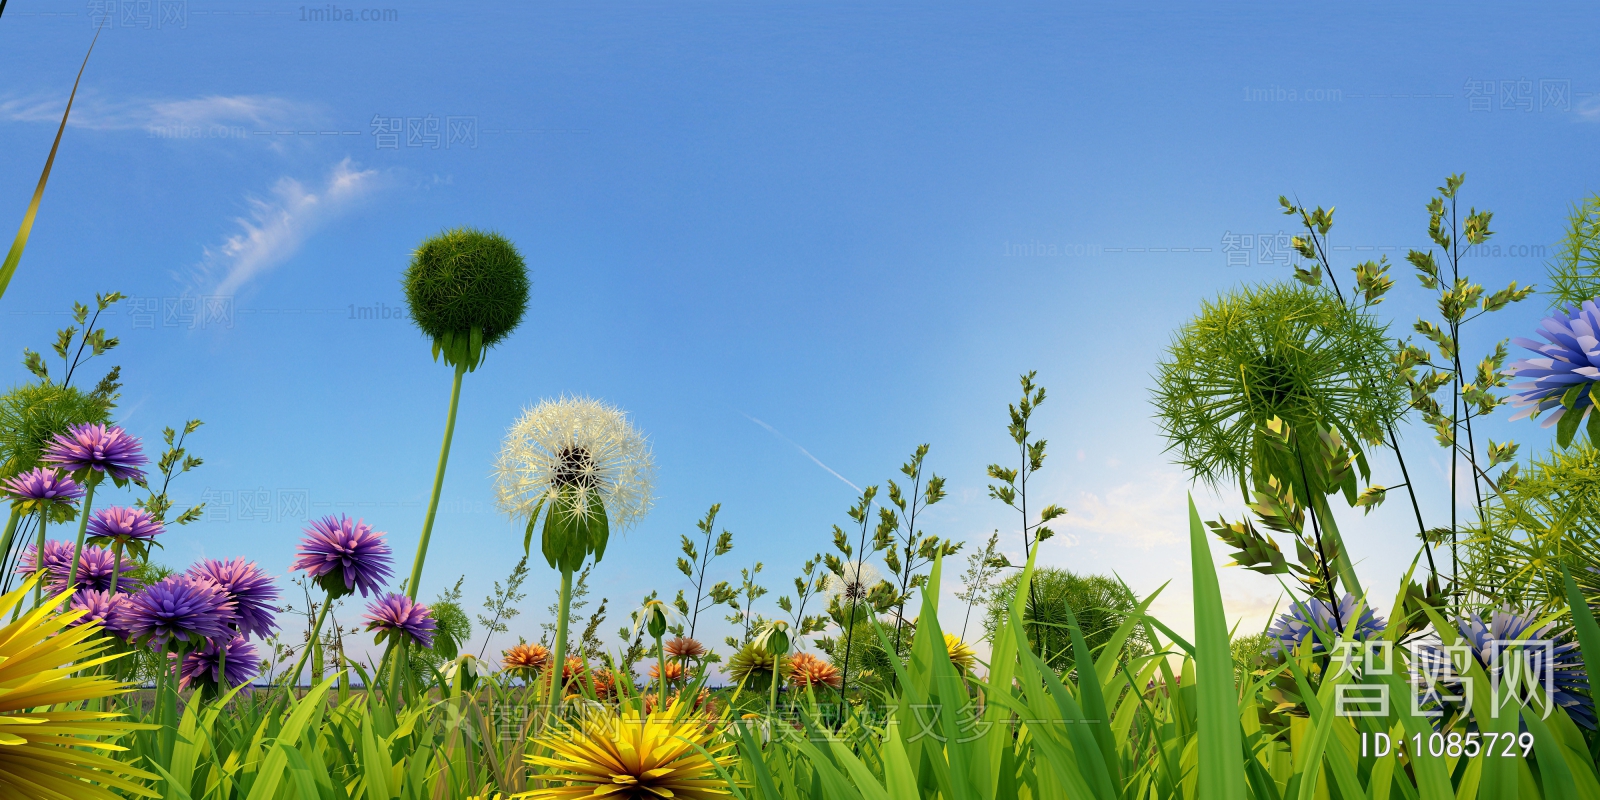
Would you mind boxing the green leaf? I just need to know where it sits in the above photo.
[1557,406,1583,449]
[0,28,100,300]
[1188,494,1247,800]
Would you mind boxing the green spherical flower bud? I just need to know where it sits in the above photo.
[755,619,791,659]
[403,227,530,371]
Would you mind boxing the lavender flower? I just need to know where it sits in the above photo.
[121,575,238,646]
[70,544,141,594]
[187,558,279,639]
[17,541,138,594]
[15,539,74,581]
[41,423,148,485]
[1416,608,1595,730]
[178,636,261,692]
[2,468,82,515]
[1505,301,1600,430]
[86,506,163,545]
[1266,594,1385,657]
[290,515,393,599]
[364,593,436,648]
[69,589,130,638]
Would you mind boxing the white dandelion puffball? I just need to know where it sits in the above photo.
[823,561,884,603]
[493,396,655,531]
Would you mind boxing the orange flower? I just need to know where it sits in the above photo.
[787,652,841,690]
[648,660,687,683]
[560,656,587,686]
[665,636,707,660]
[643,687,712,715]
[590,668,618,699]
[501,643,550,674]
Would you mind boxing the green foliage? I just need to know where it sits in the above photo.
[1153,281,1401,500]
[0,382,110,481]
[881,444,959,651]
[411,578,471,678]
[1461,442,1600,612]
[981,565,1148,673]
[680,503,735,641]
[475,555,529,658]
[403,227,530,368]
[723,560,768,648]
[1545,193,1600,308]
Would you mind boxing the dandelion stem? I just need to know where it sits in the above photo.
[64,477,97,597]
[406,359,467,601]
[548,567,573,722]
[656,632,668,707]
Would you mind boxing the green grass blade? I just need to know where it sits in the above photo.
[1188,494,1247,800]
[0,24,101,300]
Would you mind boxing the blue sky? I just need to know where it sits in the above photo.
[2,2,1597,667]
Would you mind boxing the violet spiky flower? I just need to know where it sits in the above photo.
[69,589,130,638]
[178,636,261,693]
[86,506,163,545]
[289,515,393,599]
[2,468,82,516]
[1266,593,1385,658]
[15,539,74,582]
[121,575,238,646]
[18,541,138,595]
[364,593,436,648]
[187,558,279,639]
[41,423,148,485]
[1415,607,1595,730]
[69,544,141,594]
[1505,301,1600,432]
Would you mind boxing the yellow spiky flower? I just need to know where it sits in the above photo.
[517,698,733,800]
[945,633,977,674]
[0,578,158,798]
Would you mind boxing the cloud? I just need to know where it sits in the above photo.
[1061,469,1190,550]
[0,92,311,135]
[193,158,383,297]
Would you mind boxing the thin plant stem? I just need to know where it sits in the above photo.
[1387,422,1439,584]
[547,567,574,722]
[836,509,871,710]
[0,508,20,586]
[655,632,668,707]
[64,477,98,594]
[285,593,333,693]
[406,359,467,600]
[30,515,47,610]
[1292,442,1344,632]
[109,541,124,595]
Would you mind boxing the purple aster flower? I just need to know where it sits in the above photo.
[1266,593,1385,658]
[178,636,261,692]
[86,506,163,544]
[15,539,74,580]
[121,575,238,646]
[1415,607,1594,730]
[364,593,436,648]
[1505,301,1600,430]
[69,589,130,638]
[41,423,148,484]
[290,515,393,599]
[69,544,142,594]
[187,558,279,639]
[18,540,139,594]
[2,468,82,513]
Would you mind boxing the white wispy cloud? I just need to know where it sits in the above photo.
[1061,470,1190,550]
[193,158,383,297]
[0,92,310,134]
[740,412,862,492]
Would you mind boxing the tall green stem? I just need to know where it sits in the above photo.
[65,478,98,595]
[406,360,467,601]
[0,508,20,583]
[655,633,668,707]
[548,567,573,721]
[31,516,47,610]
[767,649,781,718]
[286,594,333,694]
[108,541,124,595]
